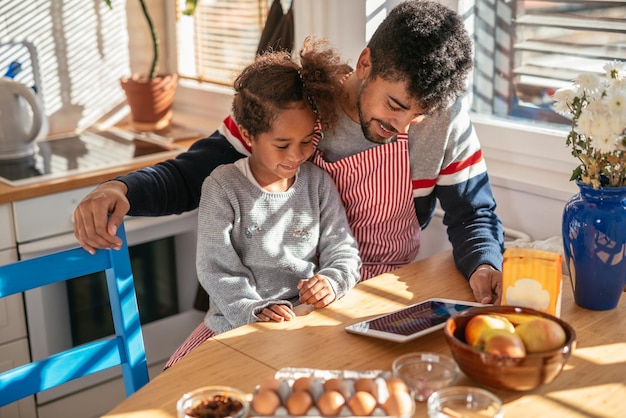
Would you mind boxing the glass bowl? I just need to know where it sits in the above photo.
[392,352,460,401]
[427,386,503,418]
[176,385,250,418]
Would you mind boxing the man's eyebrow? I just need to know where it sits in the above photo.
[389,95,410,110]
[390,95,429,116]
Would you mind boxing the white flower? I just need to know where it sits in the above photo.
[588,114,613,141]
[576,72,601,94]
[591,135,617,153]
[552,87,577,115]
[606,89,626,112]
[576,108,593,137]
[553,62,626,188]
[604,61,626,80]
[608,77,626,93]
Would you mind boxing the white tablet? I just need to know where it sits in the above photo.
[344,298,486,343]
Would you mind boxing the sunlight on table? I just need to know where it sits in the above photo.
[106,410,171,418]
[573,342,626,365]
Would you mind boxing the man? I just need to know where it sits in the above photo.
[74,0,504,304]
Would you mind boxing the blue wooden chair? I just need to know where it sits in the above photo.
[0,222,149,406]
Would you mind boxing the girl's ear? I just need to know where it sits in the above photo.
[355,47,372,80]
[239,125,253,146]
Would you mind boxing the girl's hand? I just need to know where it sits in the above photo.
[257,304,296,322]
[297,274,336,308]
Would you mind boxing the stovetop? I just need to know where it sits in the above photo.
[0,129,182,187]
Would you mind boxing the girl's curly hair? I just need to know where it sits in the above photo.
[232,37,350,138]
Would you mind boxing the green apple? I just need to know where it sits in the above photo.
[515,317,566,353]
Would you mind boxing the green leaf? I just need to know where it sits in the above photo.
[182,0,198,16]
[570,166,583,181]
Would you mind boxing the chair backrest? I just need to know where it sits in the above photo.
[0,222,149,407]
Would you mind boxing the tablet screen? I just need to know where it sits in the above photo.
[364,300,475,336]
[345,298,484,342]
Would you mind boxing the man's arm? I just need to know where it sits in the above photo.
[73,129,246,253]
[413,180,504,281]
[123,130,246,216]
[409,97,504,304]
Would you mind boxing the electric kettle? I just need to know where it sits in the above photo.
[0,77,45,160]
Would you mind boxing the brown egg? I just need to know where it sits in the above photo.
[258,375,281,392]
[317,390,346,416]
[252,388,281,416]
[385,377,409,394]
[323,378,343,393]
[353,377,377,397]
[292,376,313,392]
[286,390,313,415]
[383,390,414,417]
[348,391,378,416]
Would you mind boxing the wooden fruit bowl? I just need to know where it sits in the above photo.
[443,306,576,391]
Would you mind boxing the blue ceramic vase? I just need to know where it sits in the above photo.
[562,182,626,310]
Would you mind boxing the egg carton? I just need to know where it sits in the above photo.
[250,367,415,418]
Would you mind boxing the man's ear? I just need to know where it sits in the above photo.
[355,48,372,80]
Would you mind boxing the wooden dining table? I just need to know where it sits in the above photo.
[103,251,626,418]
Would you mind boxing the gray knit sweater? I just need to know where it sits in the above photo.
[197,160,361,334]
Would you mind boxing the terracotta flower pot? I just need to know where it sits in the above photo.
[120,73,178,131]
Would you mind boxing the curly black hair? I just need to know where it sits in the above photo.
[367,0,473,111]
[232,37,349,138]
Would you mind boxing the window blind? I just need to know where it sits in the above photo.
[176,0,269,86]
[472,0,626,124]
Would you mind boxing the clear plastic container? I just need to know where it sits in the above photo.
[392,352,460,401]
[427,386,503,418]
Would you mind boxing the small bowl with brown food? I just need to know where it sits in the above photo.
[444,305,576,391]
[177,386,249,418]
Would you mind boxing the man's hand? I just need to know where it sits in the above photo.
[73,181,129,254]
[469,265,502,305]
[297,274,336,308]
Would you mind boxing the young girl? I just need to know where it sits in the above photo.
[164,39,361,369]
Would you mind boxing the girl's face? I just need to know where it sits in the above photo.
[243,104,316,191]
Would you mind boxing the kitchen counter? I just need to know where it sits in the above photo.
[0,136,200,204]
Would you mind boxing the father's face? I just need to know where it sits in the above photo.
[356,76,428,145]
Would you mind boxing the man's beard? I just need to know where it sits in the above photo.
[357,98,397,145]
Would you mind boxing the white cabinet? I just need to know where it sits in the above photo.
[0,203,14,250]
[0,204,23,345]
[12,186,92,243]
[0,247,36,418]
[0,339,37,418]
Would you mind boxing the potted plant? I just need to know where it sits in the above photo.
[103,0,197,131]
[553,62,626,311]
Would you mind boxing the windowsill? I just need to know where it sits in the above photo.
[172,80,234,128]
[471,113,579,201]
[172,82,579,202]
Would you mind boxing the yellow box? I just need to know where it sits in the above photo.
[502,247,563,317]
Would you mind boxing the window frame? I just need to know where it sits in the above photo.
[170,0,582,202]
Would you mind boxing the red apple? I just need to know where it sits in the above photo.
[465,314,515,347]
[482,328,526,357]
